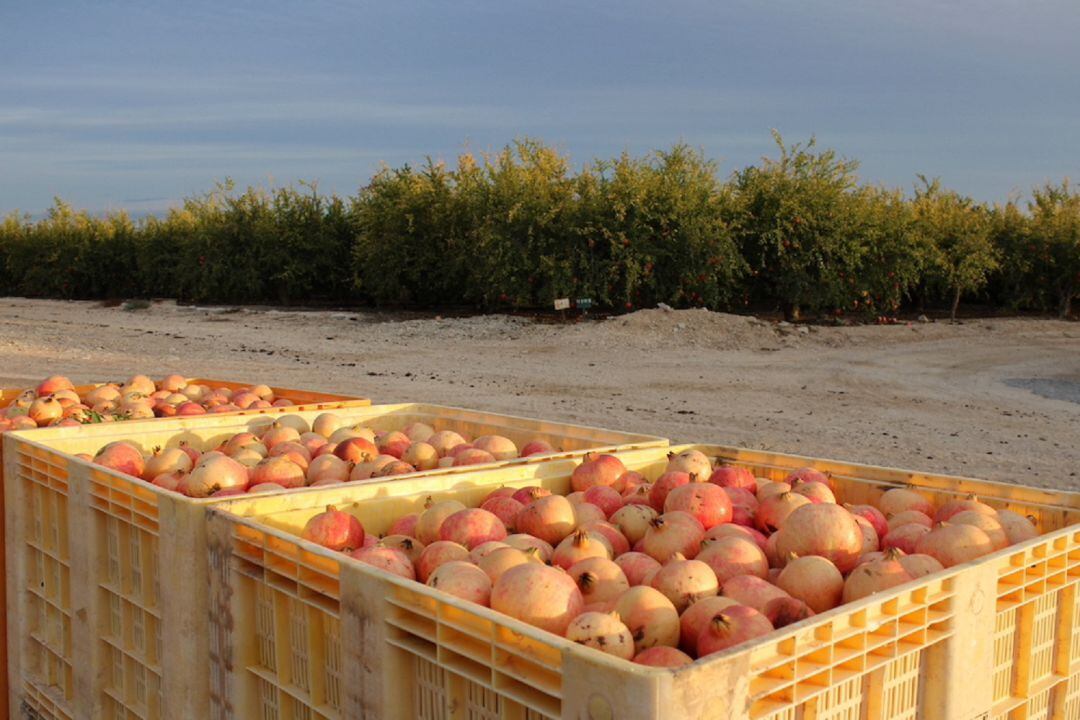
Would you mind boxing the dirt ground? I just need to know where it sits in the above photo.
[0,297,1077,490]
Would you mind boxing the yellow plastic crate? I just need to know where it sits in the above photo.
[3,404,663,720]
[0,377,368,720]
[206,444,1080,720]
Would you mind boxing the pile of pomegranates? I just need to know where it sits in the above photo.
[300,449,1039,667]
[85,411,556,498]
[0,374,299,432]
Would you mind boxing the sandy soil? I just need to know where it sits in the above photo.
[0,298,1077,490]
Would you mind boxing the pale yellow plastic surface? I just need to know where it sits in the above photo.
[208,444,1080,720]
[0,377,369,720]
[3,404,663,720]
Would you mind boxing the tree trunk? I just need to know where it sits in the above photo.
[782,301,800,322]
[950,287,961,322]
[1061,285,1074,319]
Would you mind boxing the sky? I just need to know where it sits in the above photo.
[2,0,1079,216]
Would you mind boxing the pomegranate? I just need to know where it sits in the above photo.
[915,524,995,567]
[845,504,889,539]
[415,499,468,545]
[878,488,933,518]
[511,486,551,505]
[378,536,425,564]
[886,510,933,530]
[28,396,63,426]
[582,486,623,517]
[722,486,759,527]
[388,514,419,537]
[427,561,492,605]
[251,457,306,488]
[610,505,658,544]
[142,447,193,480]
[697,606,774,656]
[708,464,757,493]
[516,495,577,545]
[248,482,286,494]
[519,440,555,457]
[664,482,732,530]
[307,455,351,483]
[151,471,185,492]
[612,586,680,653]
[504,534,554,563]
[623,484,654,506]
[842,550,914,603]
[776,555,843,613]
[578,522,629,557]
[619,471,647,494]
[311,412,342,438]
[491,564,584,635]
[897,553,944,579]
[570,453,628,492]
[401,422,436,443]
[350,546,415,580]
[935,494,996,523]
[36,375,75,395]
[651,555,719,612]
[479,496,524,532]
[755,481,790,501]
[438,508,507,549]
[261,424,301,451]
[774,504,864,574]
[402,442,439,471]
[632,647,693,667]
[427,430,468,456]
[614,552,663,586]
[755,492,812,533]
[678,596,739,654]
[640,515,704,562]
[649,471,694,511]
[784,467,830,487]
[882,523,931,554]
[94,441,146,477]
[377,431,412,459]
[763,596,815,629]
[697,537,769,584]
[853,515,880,555]
[334,437,379,464]
[552,530,611,569]
[301,506,365,551]
[453,448,498,466]
[720,575,789,613]
[997,510,1039,545]
[572,502,607,528]
[665,449,713,479]
[350,456,397,480]
[565,612,635,660]
[179,455,248,497]
[467,435,516,461]
[790,480,836,505]
[469,541,510,565]
[569,557,629,605]
[416,541,470,582]
[949,510,1008,550]
[704,523,769,551]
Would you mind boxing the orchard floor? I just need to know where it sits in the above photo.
[0,297,1077,490]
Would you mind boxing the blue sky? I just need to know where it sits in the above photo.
[2,1,1078,216]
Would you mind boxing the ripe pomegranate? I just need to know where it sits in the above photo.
[94,441,146,477]
[465,435,515,461]
[704,523,769,551]
[179,455,248,497]
[569,557,629,605]
[755,492,812,533]
[401,422,436,443]
[28,396,63,426]
[582,486,623,517]
[763,596,815,629]
[415,499,468,545]
[519,440,555,457]
[720,575,789,613]
[504,534,554,563]
[311,413,342,438]
[678,595,739,654]
[708,464,757,493]
[852,515,880,555]
[552,530,611,569]
[651,555,719,613]
[887,510,933,530]
[664,482,733,529]
[614,552,663,586]
[580,521,631,556]
[438,508,507,549]
[665,450,712,479]
[565,612,635,660]
[776,555,843,613]
[722,486,758,527]
[350,546,415,580]
[623,484,654,506]
[949,510,1008,550]
[997,510,1039,545]
[151,471,185,492]
[774,504,864,574]
[756,481,790,501]
[427,430,468,456]
[570,453,628,492]
[402,442,439,471]
[416,541,470,582]
[491,564,584,635]
[697,606,774,656]
[301,506,365,552]
[882,523,931,554]
[388,514,419,537]
[469,541,510,565]
[378,536,425,564]
[641,515,704,562]
[878,488,933,518]
[784,467,830,487]
[915,524,995,567]
[934,494,996,523]
[632,647,693,667]
[453,448,498,467]
[334,437,379,464]
[516,495,577,545]
[612,586,680,654]
[247,482,285,494]
[142,447,193,480]
[842,550,914,603]
[697,537,769,584]
[307,455,351,483]
[427,561,492,605]
[511,485,551,505]
[36,375,75,395]
[610,505,658,544]
[251,457,306,489]
[790,480,836,505]
[897,553,944,579]
[479,496,524,532]
[845,504,889,539]
[476,547,536,586]
[648,471,694,511]
[572,502,607,527]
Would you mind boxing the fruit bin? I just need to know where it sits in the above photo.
[0,377,369,720]
[205,444,1080,720]
[3,404,664,720]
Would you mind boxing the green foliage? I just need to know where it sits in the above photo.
[1028,181,1080,317]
